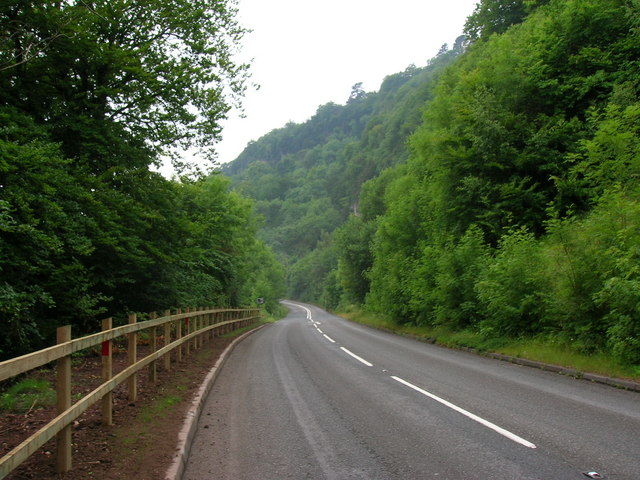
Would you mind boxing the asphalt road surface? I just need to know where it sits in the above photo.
[183,301,640,480]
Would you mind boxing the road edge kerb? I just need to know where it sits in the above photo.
[165,324,269,480]
[481,351,640,392]
[344,320,640,393]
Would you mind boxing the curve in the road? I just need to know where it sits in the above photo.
[283,300,537,450]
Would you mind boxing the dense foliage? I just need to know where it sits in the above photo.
[225,44,465,300]
[365,0,640,364]
[0,1,284,359]
[226,0,640,366]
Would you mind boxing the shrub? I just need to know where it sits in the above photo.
[476,228,549,337]
[431,226,491,329]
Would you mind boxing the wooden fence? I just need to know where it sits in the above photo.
[0,306,260,479]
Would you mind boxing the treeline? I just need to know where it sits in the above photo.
[225,42,466,299]
[0,1,285,359]
[227,0,640,366]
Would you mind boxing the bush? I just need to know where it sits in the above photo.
[544,190,640,358]
[431,226,491,329]
[596,278,640,364]
[476,228,549,337]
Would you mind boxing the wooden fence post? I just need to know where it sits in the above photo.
[149,312,157,383]
[192,307,197,350]
[198,307,206,347]
[194,307,199,347]
[193,306,198,348]
[101,318,113,426]
[185,307,191,356]
[0,305,260,479]
[203,308,208,342]
[197,307,202,348]
[211,311,216,337]
[127,313,137,402]
[193,307,199,350]
[163,309,171,371]
[56,325,72,473]
[176,308,182,362]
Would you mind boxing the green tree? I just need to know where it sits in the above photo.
[236,239,286,315]
[0,0,249,173]
[365,0,640,360]
[334,216,376,305]
[287,234,337,302]
[464,0,549,40]
[476,229,549,337]
[0,109,100,356]
[429,226,490,329]
[347,82,367,103]
[0,2,290,359]
[366,174,430,321]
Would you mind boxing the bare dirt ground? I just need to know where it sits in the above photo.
[1,333,238,480]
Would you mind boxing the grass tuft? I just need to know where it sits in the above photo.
[139,394,182,424]
[0,378,56,412]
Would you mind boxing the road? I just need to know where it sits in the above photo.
[183,301,640,479]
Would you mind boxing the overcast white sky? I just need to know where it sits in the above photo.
[211,0,479,166]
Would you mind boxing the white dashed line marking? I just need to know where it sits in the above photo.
[391,376,536,449]
[340,347,373,367]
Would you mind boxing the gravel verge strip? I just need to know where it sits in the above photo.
[165,324,268,480]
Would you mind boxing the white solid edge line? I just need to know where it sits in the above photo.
[323,334,336,343]
[317,328,323,334]
[391,376,536,449]
[340,347,373,367]
[282,301,313,321]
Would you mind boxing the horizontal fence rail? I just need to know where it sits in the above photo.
[0,307,260,479]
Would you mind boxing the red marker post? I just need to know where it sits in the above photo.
[101,339,110,357]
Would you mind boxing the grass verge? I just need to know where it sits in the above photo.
[0,378,56,412]
[338,307,640,381]
[219,316,276,338]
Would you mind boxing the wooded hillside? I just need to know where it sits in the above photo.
[225,0,640,366]
[225,41,466,299]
